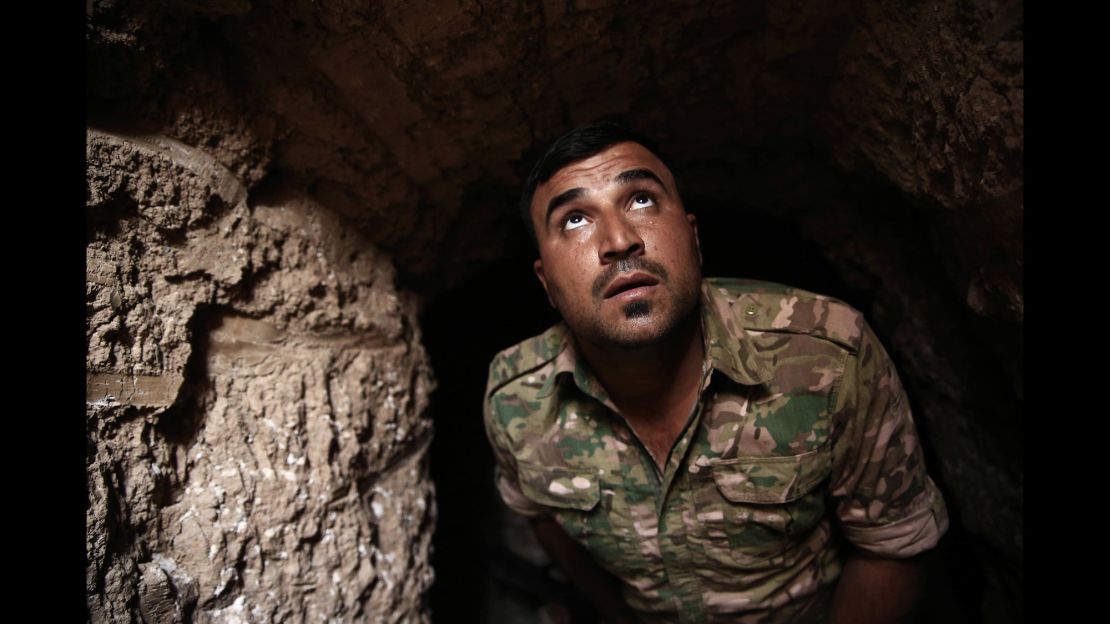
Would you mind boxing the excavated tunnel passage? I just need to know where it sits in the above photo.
[87,2,1021,622]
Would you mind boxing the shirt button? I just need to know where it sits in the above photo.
[745,305,757,316]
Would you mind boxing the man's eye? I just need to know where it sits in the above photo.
[563,214,588,231]
[631,194,656,209]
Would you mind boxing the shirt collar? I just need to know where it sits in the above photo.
[538,280,775,399]
[698,281,776,386]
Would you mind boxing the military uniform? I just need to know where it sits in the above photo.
[484,278,948,623]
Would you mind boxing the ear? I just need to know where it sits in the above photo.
[533,257,556,307]
[687,212,703,267]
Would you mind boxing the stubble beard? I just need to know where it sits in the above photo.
[556,242,703,350]
[622,300,651,319]
[553,282,686,350]
[589,278,700,350]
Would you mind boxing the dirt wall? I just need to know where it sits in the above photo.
[87,129,435,622]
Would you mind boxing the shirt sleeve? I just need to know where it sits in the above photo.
[483,387,550,519]
[828,322,949,558]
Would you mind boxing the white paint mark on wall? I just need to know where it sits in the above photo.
[206,595,246,624]
[213,566,237,596]
[178,506,197,524]
[88,394,119,407]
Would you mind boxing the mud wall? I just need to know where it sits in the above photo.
[86,129,435,622]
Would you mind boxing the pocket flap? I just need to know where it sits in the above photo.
[517,464,601,511]
[711,449,831,504]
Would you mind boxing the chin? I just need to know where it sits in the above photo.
[621,301,652,319]
[599,314,675,349]
[568,288,700,349]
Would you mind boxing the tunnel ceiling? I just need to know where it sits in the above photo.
[87,0,1022,311]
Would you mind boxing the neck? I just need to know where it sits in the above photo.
[575,310,705,415]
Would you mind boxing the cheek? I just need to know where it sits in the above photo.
[542,257,581,300]
[552,247,592,277]
[649,227,691,260]
[546,274,566,302]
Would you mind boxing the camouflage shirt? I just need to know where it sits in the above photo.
[484,278,949,623]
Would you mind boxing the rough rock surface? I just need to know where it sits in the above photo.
[812,3,1023,617]
[86,129,435,622]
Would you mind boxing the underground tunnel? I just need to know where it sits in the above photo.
[86,1,1022,622]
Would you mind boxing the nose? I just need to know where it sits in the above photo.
[598,212,644,263]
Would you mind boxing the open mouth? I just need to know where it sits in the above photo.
[602,272,661,299]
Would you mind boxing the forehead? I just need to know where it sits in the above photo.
[531,142,674,216]
[543,142,672,193]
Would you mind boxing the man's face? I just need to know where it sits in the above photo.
[531,141,703,350]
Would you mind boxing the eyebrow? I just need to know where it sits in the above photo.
[613,168,665,188]
[545,187,585,226]
[543,168,667,226]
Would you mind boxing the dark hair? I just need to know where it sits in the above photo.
[518,121,679,248]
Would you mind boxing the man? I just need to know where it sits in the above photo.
[483,122,948,623]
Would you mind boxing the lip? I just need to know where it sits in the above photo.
[602,272,661,299]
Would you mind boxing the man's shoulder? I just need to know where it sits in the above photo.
[485,322,568,402]
[704,277,867,353]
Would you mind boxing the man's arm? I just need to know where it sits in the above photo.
[827,550,926,624]
[530,516,643,624]
[826,322,947,622]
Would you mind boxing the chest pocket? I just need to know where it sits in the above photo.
[692,448,832,570]
[517,463,608,548]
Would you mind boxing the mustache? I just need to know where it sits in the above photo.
[592,257,670,298]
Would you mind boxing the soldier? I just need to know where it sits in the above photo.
[483,122,948,623]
